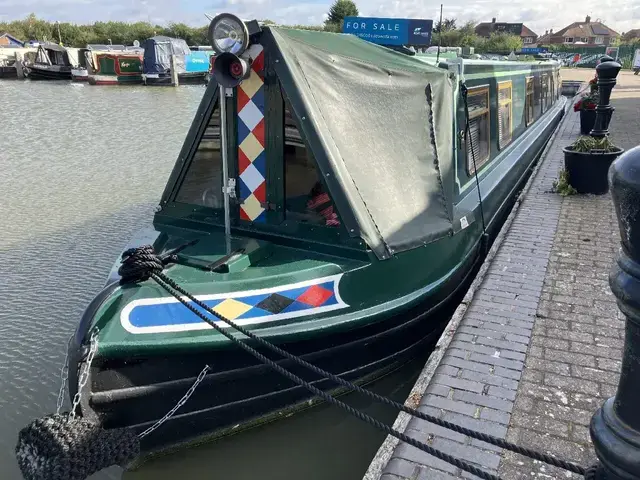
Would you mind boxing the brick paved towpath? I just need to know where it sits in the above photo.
[364,69,640,480]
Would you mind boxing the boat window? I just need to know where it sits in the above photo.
[466,86,490,175]
[174,99,223,208]
[283,97,339,227]
[497,81,513,149]
[525,77,535,126]
[541,74,550,113]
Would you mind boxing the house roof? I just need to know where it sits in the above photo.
[537,32,550,43]
[555,21,619,38]
[623,29,640,40]
[475,22,538,38]
[0,33,24,46]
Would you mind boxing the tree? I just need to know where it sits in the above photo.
[324,0,358,32]
[480,32,523,54]
[433,18,456,34]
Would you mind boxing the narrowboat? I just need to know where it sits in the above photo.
[24,43,73,80]
[86,45,145,86]
[66,14,566,466]
[142,36,212,85]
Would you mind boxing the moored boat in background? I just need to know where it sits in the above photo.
[24,43,73,80]
[65,13,566,468]
[142,36,212,85]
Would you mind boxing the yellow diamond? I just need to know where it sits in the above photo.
[213,298,252,320]
[241,194,265,221]
[239,133,263,162]
[238,70,263,99]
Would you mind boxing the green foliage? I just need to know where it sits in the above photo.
[552,170,577,196]
[569,136,619,153]
[324,0,358,32]
[430,22,521,53]
[0,12,519,53]
[434,18,457,34]
[0,13,205,47]
[478,32,523,53]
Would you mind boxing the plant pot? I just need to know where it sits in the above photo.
[563,146,625,195]
[579,109,597,135]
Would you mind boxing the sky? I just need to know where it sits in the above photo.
[0,0,638,37]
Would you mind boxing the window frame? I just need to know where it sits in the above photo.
[525,76,535,127]
[595,36,604,44]
[541,73,550,113]
[564,37,574,43]
[497,80,513,150]
[465,85,491,176]
[278,79,343,230]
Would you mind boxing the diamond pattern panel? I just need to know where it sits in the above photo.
[124,275,348,334]
[238,45,266,223]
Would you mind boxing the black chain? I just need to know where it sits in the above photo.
[118,246,589,477]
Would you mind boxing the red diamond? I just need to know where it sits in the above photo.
[296,285,333,307]
[238,149,251,173]
[254,181,266,202]
[252,50,265,74]
[237,88,251,111]
[253,118,265,146]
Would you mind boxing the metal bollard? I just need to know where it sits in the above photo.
[590,145,640,480]
[590,60,621,138]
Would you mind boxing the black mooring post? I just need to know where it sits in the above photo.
[590,145,640,480]
[590,60,621,138]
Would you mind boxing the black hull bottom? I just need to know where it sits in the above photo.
[0,67,17,79]
[144,73,208,86]
[26,67,72,80]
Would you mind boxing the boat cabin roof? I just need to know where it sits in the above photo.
[157,26,557,261]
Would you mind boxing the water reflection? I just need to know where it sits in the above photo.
[123,358,424,480]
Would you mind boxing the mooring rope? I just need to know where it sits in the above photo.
[115,245,588,478]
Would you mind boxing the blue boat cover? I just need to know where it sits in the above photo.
[142,36,191,74]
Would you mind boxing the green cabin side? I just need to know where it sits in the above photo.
[92,52,143,82]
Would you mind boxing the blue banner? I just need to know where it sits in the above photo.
[343,17,433,46]
[185,51,211,73]
[520,47,548,54]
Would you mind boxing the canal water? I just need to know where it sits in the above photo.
[0,80,428,480]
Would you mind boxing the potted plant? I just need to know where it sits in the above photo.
[562,136,624,195]
[574,91,598,135]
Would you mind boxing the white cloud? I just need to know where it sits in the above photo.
[0,0,637,36]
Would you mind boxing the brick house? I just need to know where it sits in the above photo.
[539,16,619,46]
[475,18,538,46]
[0,33,24,47]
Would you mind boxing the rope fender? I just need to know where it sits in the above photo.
[15,414,139,480]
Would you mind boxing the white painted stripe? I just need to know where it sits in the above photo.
[120,273,348,335]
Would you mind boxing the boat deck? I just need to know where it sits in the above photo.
[365,70,640,480]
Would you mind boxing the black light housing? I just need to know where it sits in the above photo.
[208,13,250,56]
